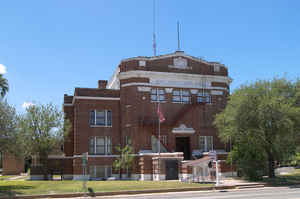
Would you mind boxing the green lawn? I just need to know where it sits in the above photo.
[263,169,300,186]
[0,180,212,197]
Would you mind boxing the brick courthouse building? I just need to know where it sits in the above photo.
[61,51,232,180]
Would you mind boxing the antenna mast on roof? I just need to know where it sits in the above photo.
[152,0,157,56]
[177,21,181,51]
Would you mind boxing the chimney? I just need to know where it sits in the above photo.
[98,80,108,89]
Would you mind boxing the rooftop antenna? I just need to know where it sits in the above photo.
[152,0,157,56]
[177,21,181,51]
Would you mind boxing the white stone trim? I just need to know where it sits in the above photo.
[119,70,231,84]
[122,82,228,91]
[137,86,151,92]
[172,124,195,134]
[63,103,73,107]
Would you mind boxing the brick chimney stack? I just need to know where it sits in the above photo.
[98,80,108,89]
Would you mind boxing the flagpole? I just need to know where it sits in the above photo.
[158,101,161,181]
[158,100,161,155]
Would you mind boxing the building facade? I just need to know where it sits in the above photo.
[62,51,232,180]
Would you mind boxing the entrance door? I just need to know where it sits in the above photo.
[176,137,191,160]
[165,160,178,180]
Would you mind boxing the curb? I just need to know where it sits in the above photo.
[2,184,265,199]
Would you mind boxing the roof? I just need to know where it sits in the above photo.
[121,51,226,68]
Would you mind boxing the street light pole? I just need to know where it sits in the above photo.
[215,160,220,186]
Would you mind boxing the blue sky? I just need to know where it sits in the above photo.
[0,0,299,112]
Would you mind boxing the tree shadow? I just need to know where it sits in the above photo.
[0,185,33,198]
[263,175,300,188]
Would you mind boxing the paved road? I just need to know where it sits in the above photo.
[94,186,300,199]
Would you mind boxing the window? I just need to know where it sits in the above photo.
[89,165,112,179]
[172,89,190,103]
[161,135,167,146]
[198,136,213,152]
[151,88,166,102]
[96,137,105,154]
[125,136,132,146]
[197,92,211,104]
[89,136,112,155]
[90,110,112,126]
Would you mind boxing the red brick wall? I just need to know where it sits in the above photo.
[120,56,228,77]
[72,99,120,155]
[2,153,24,175]
[62,53,230,176]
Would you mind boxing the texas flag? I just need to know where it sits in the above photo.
[157,103,166,123]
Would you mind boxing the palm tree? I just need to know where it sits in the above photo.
[0,74,8,97]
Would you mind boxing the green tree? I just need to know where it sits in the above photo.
[215,78,300,179]
[18,103,70,180]
[0,100,20,155]
[113,145,134,179]
[0,74,8,98]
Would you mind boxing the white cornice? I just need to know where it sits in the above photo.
[119,70,232,84]
[122,82,228,91]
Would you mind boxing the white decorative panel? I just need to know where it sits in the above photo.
[214,64,220,72]
[172,124,195,134]
[168,57,189,69]
[137,86,151,92]
[211,90,223,95]
[165,88,173,93]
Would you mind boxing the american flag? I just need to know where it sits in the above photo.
[157,103,165,123]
